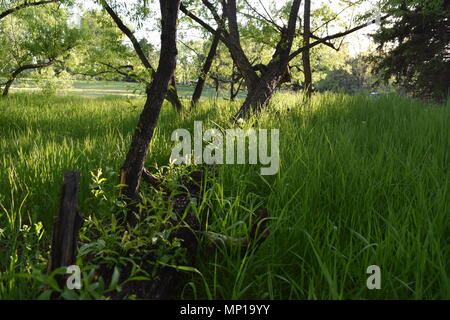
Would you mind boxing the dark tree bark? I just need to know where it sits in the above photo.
[302,0,313,98]
[191,30,220,108]
[120,0,180,204]
[289,15,390,60]
[234,65,290,119]
[230,80,244,101]
[101,0,183,111]
[230,63,244,101]
[1,60,57,97]
[0,0,61,21]
[233,0,302,119]
[2,80,14,97]
[49,171,84,291]
[214,77,220,99]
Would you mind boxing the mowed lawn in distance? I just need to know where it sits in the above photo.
[8,79,247,99]
[0,87,449,299]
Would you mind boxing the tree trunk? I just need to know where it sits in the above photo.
[232,0,301,119]
[302,0,313,98]
[2,78,14,97]
[230,62,244,101]
[49,172,84,276]
[120,0,180,204]
[191,31,220,108]
[231,75,245,101]
[234,68,286,120]
[214,77,220,100]
[167,76,183,112]
[183,0,386,117]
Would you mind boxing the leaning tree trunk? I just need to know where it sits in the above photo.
[231,0,300,120]
[302,0,313,98]
[191,30,220,108]
[120,0,180,204]
[234,65,289,120]
[2,78,14,97]
[234,81,277,120]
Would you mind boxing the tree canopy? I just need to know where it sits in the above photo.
[0,2,82,95]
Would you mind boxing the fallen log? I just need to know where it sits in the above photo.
[113,167,270,299]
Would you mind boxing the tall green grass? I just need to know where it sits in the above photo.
[0,92,449,299]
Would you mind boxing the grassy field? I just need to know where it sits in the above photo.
[9,79,246,99]
[0,91,449,299]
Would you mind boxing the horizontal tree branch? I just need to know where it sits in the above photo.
[0,0,61,21]
[10,60,59,78]
[96,62,144,81]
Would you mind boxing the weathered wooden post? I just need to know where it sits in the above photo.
[49,171,84,289]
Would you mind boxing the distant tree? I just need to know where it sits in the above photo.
[66,10,145,83]
[0,4,81,96]
[181,0,386,119]
[371,0,450,101]
[315,48,379,94]
[190,30,220,107]
[177,36,204,86]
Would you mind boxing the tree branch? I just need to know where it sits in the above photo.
[271,0,302,63]
[181,1,259,86]
[241,0,282,32]
[1,59,60,96]
[220,0,259,86]
[10,60,59,78]
[180,3,220,37]
[100,0,155,74]
[179,39,202,61]
[289,15,389,61]
[97,62,147,82]
[0,0,61,21]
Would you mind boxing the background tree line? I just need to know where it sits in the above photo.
[3,1,447,104]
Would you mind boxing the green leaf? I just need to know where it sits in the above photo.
[109,266,120,291]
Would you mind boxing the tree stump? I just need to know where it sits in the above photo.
[49,171,84,288]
